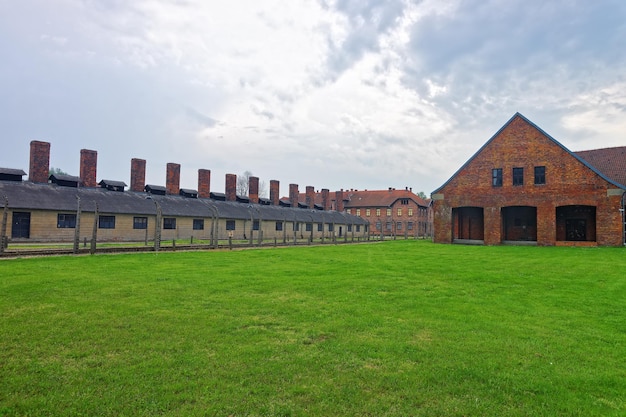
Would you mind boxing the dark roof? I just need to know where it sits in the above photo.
[99,180,127,191]
[0,168,27,176]
[343,189,429,208]
[145,184,167,195]
[432,112,626,194]
[575,147,626,188]
[0,180,368,226]
[180,188,199,198]
[49,174,80,187]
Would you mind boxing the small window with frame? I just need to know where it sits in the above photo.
[512,167,524,186]
[534,166,546,185]
[492,168,503,187]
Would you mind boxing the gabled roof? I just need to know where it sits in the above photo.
[575,147,626,189]
[432,112,626,194]
[99,179,127,192]
[344,189,429,208]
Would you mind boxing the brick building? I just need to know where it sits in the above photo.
[293,188,432,238]
[432,113,626,246]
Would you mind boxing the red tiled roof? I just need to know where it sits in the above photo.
[292,189,430,209]
[575,146,626,187]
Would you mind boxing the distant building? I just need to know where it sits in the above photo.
[432,113,626,246]
[292,188,432,238]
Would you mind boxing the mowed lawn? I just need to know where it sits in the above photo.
[1,241,625,416]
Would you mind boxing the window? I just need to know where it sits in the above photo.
[401,199,409,205]
[226,220,236,230]
[513,167,524,186]
[328,224,334,232]
[57,213,76,228]
[347,224,352,232]
[376,208,381,216]
[193,219,204,230]
[408,208,413,216]
[98,215,115,229]
[317,223,323,232]
[397,208,402,216]
[492,168,503,187]
[133,216,148,229]
[366,209,370,217]
[275,221,283,231]
[386,208,391,217]
[408,221,413,230]
[376,221,382,230]
[534,166,546,185]
[356,209,361,216]
[252,220,259,231]
[163,218,176,230]
[294,223,300,231]
[397,222,402,230]
[356,225,361,232]
[386,221,392,231]
[305,223,312,232]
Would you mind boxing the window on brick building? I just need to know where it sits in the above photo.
[163,218,176,230]
[193,219,204,230]
[397,208,402,216]
[376,208,381,216]
[386,208,391,216]
[317,223,323,232]
[226,220,235,230]
[306,223,312,232]
[408,221,413,230]
[401,199,409,205]
[386,221,392,231]
[513,167,524,186]
[408,208,413,216]
[376,221,381,230]
[57,213,76,228]
[534,166,546,185]
[397,221,402,230]
[99,215,116,229]
[356,209,361,216]
[133,216,148,230]
[366,209,370,216]
[492,168,503,187]
[275,221,283,231]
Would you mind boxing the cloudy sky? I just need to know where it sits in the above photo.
[1,0,625,196]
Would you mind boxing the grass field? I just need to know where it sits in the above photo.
[1,241,625,416]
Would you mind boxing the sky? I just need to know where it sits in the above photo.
[1,0,625,196]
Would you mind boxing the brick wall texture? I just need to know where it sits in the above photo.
[29,140,50,183]
[433,114,625,246]
[80,149,98,187]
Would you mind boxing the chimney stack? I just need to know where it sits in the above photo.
[130,158,146,192]
[306,186,315,209]
[321,189,330,211]
[270,180,280,205]
[80,149,97,187]
[225,174,237,201]
[198,169,211,198]
[249,176,259,204]
[289,183,299,208]
[29,140,50,183]
[166,163,180,195]
[336,189,344,212]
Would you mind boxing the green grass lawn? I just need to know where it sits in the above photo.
[1,241,625,416]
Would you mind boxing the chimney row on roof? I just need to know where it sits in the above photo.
[166,163,181,195]
[130,158,146,192]
[29,140,50,183]
[225,174,237,201]
[321,188,330,211]
[306,186,315,209]
[80,149,98,188]
[270,180,280,205]
[198,169,211,198]
[249,176,259,204]
[336,189,344,212]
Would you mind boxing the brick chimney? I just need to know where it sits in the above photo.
[80,149,97,188]
[321,188,330,211]
[29,140,50,183]
[336,189,344,212]
[225,174,237,201]
[130,158,146,192]
[289,183,299,208]
[166,163,180,195]
[249,176,259,204]
[306,186,315,209]
[270,180,280,205]
[198,169,211,198]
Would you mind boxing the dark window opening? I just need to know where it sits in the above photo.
[305,223,312,232]
[252,220,259,231]
[163,218,176,230]
[11,212,30,238]
[57,213,76,228]
[275,221,283,231]
[98,215,116,229]
[317,223,323,232]
[133,216,148,230]
[492,168,503,187]
[513,167,524,186]
[566,219,587,241]
[193,219,204,230]
[226,220,236,230]
[534,166,546,185]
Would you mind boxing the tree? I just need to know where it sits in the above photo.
[49,167,68,176]
[237,171,268,198]
[417,191,428,200]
